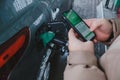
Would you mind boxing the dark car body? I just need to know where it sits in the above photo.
[0,0,72,80]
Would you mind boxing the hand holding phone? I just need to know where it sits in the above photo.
[63,9,95,41]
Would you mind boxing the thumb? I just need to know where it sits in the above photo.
[68,29,77,40]
[68,28,81,42]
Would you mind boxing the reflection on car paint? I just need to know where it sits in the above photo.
[41,1,49,7]
[33,14,44,26]
[13,0,33,12]
[44,62,50,80]
[37,48,52,80]
[51,8,60,20]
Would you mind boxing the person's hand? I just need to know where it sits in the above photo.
[84,19,113,42]
[68,29,94,54]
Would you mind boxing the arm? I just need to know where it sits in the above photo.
[100,19,120,80]
[64,29,106,80]
[84,18,120,80]
[100,34,120,80]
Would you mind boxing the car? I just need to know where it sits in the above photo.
[0,0,72,80]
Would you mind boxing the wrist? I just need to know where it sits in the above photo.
[68,51,97,66]
[106,20,114,42]
[106,31,114,42]
[69,50,94,55]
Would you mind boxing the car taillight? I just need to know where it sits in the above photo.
[0,27,30,79]
[0,35,25,68]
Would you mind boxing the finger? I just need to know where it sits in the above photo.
[74,33,79,38]
[90,21,102,31]
[84,19,96,27]
[68,28,76,40]
[68,28,81,42]
[93,39,98,43]
[84,19,93,27]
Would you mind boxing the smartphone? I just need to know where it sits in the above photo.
[63,9,95,41]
